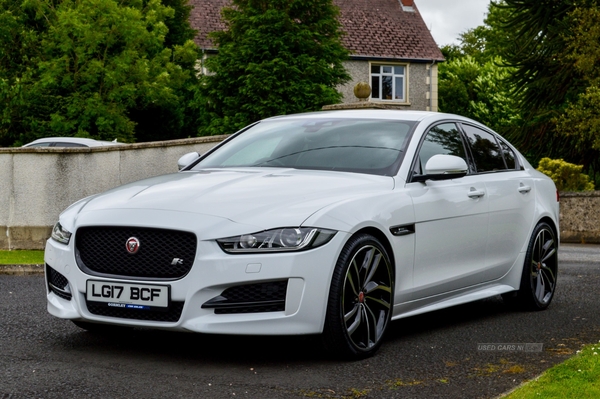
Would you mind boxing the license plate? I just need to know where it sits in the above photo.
[86,280,169,310]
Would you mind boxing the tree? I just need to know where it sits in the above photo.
[437,0,600,187]
[439,56,482,117]
[487,0,600,185]
[555,6,600,150]
[438,2,521,135]
[438,55,520,134]
[162,0,197,48]
[490,0,578,114]
[440,3,511,65]
[198,0,350,136]
[485,0,596,164]
[0,0,199,146]
[0,0,44,146]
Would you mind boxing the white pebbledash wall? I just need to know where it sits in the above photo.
[0,136,224,250]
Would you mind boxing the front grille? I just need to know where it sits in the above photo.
[86,300,184,322]
[202,280,288,314]
[46,265,72,300]
[75,226,197,280]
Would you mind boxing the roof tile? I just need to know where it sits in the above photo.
[189,0,444,61]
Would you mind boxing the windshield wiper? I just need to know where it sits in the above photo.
[252,146,403,166]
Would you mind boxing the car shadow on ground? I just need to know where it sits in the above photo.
[386,295,512,342]
[55,295,515,365]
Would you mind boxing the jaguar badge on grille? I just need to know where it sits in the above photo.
[126,237,141,254]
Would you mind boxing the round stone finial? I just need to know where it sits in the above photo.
[353,82,371,102]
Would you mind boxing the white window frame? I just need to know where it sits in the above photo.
[369,63,408,103]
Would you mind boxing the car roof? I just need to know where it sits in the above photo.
[265,109,480,124]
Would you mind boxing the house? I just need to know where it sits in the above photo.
[189,0,444,111]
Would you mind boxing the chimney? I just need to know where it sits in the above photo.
[401,0,414,6]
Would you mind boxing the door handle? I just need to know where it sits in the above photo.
[468,188,485,199]
[518,184,532,194]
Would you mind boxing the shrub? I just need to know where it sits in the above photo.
[537,157,595,191]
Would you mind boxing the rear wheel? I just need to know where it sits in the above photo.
[503,222,558,310]
[323,234,393,359]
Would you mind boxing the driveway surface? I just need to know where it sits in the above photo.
[1,244,599,398]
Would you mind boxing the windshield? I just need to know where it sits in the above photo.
[192,117,416,176]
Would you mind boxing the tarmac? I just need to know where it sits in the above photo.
[1,243,598,276]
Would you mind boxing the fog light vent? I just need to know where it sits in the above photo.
[202,280,288,314]
[46,265,72,301]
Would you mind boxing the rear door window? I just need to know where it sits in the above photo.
[461,124,507,173]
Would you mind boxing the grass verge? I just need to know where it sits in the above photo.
[0,250,44,265]
[503,342,600,398]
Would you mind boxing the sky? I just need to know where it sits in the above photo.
[415,0,491,46]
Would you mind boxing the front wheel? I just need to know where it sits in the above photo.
[322,234,394,359]
[503,222,558,310]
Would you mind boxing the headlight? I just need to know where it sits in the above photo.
[217,227,336,253]
[51,222,72,245]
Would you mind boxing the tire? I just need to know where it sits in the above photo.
[503,222,558,310]
[323,234,394,359]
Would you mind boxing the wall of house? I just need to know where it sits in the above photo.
[338,61,437,111]
[408,63,431,110]
[0,137,224,250]
[339,60,370,102]
[426,63,439,112]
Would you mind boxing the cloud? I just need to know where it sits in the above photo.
[416,0,490,46]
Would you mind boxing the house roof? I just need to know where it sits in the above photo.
[189,0,444,62]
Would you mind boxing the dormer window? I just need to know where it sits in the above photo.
[370,64,407,102]
[400,0,415,12]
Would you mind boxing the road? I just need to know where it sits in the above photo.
[1,244,600,398]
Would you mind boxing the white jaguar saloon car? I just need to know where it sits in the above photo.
[45,110,559,358]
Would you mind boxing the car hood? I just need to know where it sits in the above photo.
[73,168,394,230]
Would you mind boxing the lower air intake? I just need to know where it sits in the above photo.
[46,265,72,301]
[202,280,288,314]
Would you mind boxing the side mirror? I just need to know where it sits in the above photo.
[412,154,468,182]
[177,152,200,171]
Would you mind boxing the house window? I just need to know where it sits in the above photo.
[371,65,406,102]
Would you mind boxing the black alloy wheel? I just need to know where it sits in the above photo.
[504,222,558,310]
[323,233,394,359]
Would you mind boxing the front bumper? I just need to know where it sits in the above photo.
[44,231,348,335]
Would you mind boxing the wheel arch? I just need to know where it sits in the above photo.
[537,216,559,246]
[351,226,396,278]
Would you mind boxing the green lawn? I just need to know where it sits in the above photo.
[0,250,44,264]
[503,342,600,398]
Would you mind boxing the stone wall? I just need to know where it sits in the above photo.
[559,191,600,244]
[0,136,224,250]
